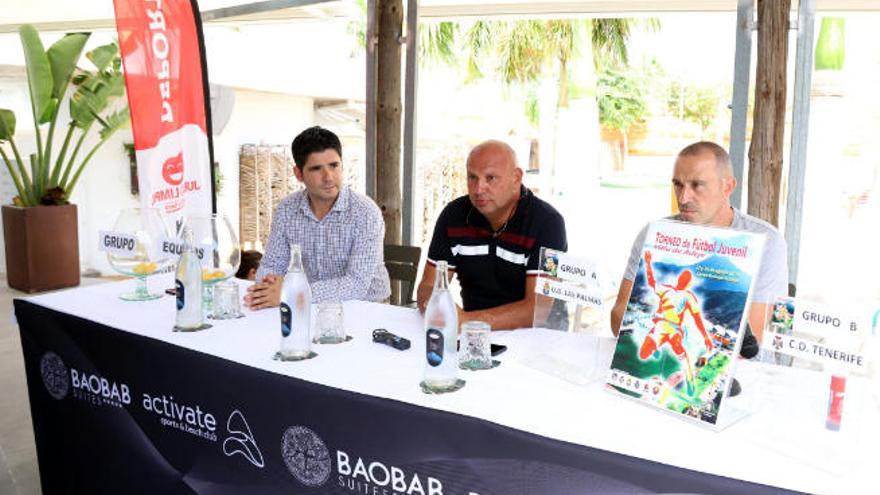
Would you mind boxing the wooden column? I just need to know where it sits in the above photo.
[747,0,790,227]
[376,0,403,244]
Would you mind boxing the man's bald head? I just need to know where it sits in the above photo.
[466,140,523,229]
[677,141,734,178]
[466,140,518,171]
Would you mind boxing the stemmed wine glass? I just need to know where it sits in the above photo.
[177,214,240,316]
[107,207,174,301]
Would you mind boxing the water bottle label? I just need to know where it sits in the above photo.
[280,302,292,337]
[426,328,444,367]
[175,279,184,310]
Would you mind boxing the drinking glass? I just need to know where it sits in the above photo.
[459,320,493,370]
[211,281,244,319]
[314,302,346,344]
[107,208,174,301]
[177,214,241,316]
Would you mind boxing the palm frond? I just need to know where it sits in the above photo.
[592,18,631,68]
[419,21,457,67]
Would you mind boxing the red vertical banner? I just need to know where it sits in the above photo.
[113,0,215,227]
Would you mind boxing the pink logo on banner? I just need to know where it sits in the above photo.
[162,151,184,186]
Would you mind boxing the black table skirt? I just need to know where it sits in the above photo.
[15,299,804,495]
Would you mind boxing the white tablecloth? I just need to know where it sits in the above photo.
[22,275,876,494]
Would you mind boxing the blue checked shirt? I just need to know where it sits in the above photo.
[256,186,391,303]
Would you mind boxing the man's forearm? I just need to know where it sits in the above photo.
[462,298,535,331]
[416,280,433,312]
[610,278,634,336]
[748,302,769,344]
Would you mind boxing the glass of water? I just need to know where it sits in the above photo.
[314,302,346,344]
[210,281,244,320]
[459,320,493,370]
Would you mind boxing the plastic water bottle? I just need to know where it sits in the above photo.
[423,261,459,388]
[175,226,203,330]
[279,244,312,359]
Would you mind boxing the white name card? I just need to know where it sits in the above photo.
[535,278,604,308]
[792,299,868,338]
[159,237,207,261]
[98,231,137,256]
[766,332,866,373]
[541,248,601,288]
[555,252,600,289]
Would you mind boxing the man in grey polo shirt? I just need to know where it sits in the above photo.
[244,126,390,309]
[610,141,788,344]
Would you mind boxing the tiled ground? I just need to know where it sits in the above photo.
[0,277,41,495]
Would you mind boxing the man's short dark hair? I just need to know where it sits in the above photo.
[291,126,343,169]
[235,250,263,279]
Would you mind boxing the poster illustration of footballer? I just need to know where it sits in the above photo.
[607,221,765,427]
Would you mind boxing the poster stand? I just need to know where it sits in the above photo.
[525,247,611,386]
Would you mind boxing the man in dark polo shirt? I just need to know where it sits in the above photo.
[416,140,567,330]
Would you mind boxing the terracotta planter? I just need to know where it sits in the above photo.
[2,204,80,293]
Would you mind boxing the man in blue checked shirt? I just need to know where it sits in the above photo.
[244,126,390,309]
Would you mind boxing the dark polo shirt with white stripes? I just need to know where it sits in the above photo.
[427,187,567,311]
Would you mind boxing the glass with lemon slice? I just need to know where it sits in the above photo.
[107,208,174,301]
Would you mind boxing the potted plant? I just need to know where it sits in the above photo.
[0,25,129,292]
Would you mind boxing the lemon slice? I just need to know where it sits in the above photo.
[132,261,157,275]
[201,268,226,281]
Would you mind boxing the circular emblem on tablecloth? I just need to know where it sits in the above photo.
[40,352,69,400]
[281,425,331,486]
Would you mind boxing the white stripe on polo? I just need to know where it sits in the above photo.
[451,244,489,256]
[496,246,528,266]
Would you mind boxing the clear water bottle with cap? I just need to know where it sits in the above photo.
[175,226,204,330]
[278,244,312,360]
[423,261,459,389]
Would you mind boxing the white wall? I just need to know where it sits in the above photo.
[72,130,140,276]
[213,88,316,242]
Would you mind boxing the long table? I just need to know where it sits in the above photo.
[13,276,872,494]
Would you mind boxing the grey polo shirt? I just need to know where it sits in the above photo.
[622,208,789,304]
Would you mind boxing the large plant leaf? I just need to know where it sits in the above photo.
[87,43,117,72]
[19,25,54,124]
[70,74,116,128]
[0,109,15,141]
[47,32,90,98]
[69,81,99,127]
[38,98,58,123]
[105,69,127,97]
[70,44,124,128]
[70,71,108,127]
[98,108,130,140]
